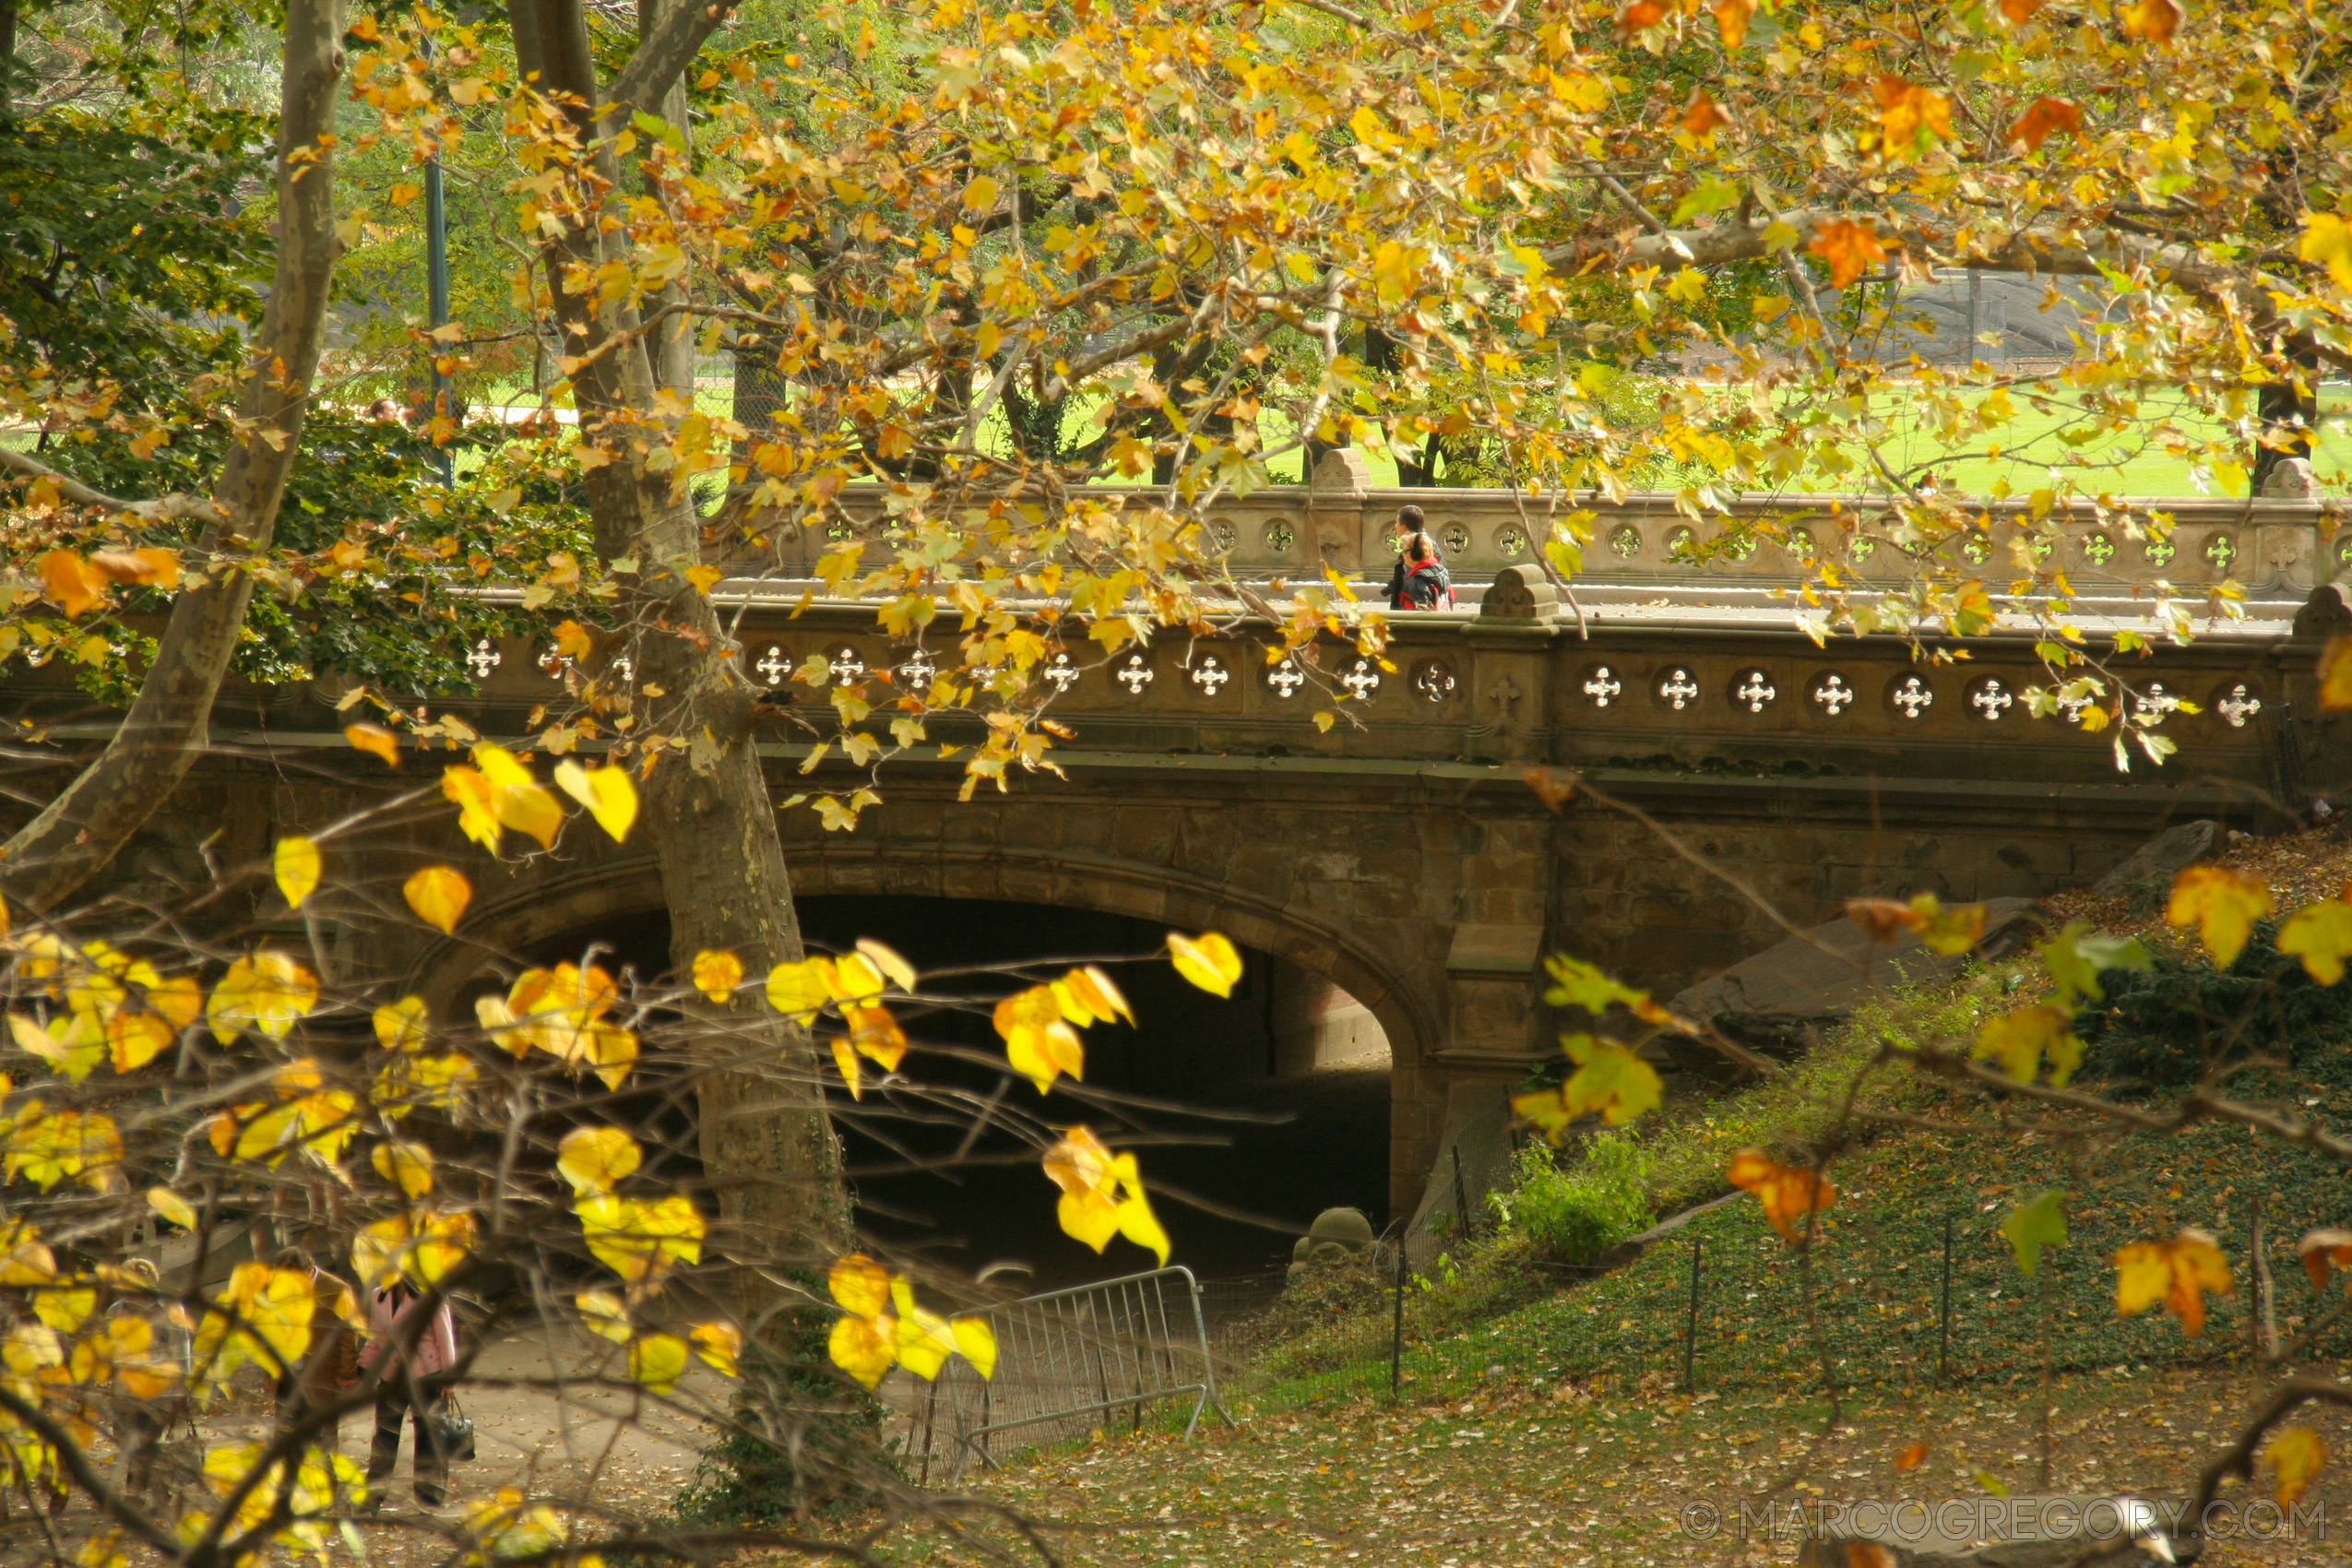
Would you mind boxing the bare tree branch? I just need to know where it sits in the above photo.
[0,444,227,528]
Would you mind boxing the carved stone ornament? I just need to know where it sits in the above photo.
[1478,564,1560,622]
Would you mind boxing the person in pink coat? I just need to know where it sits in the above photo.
[360,1283,458,1505]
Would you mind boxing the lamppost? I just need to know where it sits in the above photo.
[422,38,454,487]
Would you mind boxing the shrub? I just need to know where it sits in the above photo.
[2076,923,2352,1088]
[1490,1134,1654,1265]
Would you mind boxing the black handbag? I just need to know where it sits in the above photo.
[428,1392,476,1462]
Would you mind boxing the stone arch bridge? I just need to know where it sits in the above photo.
[9,487,2348,1218]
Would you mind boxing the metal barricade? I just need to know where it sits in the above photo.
[906,1266,1229,1482]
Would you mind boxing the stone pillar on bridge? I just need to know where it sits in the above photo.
[1462,564,1562,764]
[1308,445,1372,577]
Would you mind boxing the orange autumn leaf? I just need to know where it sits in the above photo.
[1681,90,1728,138]
[1613,0,1667,41]
[2165,863,2275,969]
[2113,1229,2232,1336]
[1808,219,1888,289]
[1728,1148,1837,1241]
[692,949,745,1004]
[2299,1228,2352,1292]
[1844,897,1922,943]
[1708,0,1752,49]
[1998,0,2047,20]
[2266,1427,2327,1506]
[2007,97,2081,152]
[2119,0,2181,44]
[1895,1441,1930,1472]
[552,619,594,660]
[89,547,181,588]
[403,866,472,934]
[39,551,109,618]
[1872,77,1952,156]
[344,724,401,768]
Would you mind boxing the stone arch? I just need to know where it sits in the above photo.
[407,843,1441,1073]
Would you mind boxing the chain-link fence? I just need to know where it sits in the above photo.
[1182,1185,2331,1411]
[1518,1192,2314,1397]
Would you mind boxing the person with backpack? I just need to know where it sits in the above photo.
[1383,504,1426,608]
[1397,531,1456,609]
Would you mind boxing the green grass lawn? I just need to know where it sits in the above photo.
[907,1049,2352,1567]
[446,376,2350,498]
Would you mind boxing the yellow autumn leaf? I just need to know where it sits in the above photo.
[766,956,836,1022]
[442,765,502,849]
[630,1332,691,1392]
[1167,930,1243,997]
[828,1253,892,1319]
[373,995,429,1051]
[344,723,401,767]
[830,1036,862,1098]
[830,950,886,1002]
[577,1289,631,1342]
[2301,213,2352,291]
[148,1187,198,1229]
[893,1303,958,1381]
[403,865,472,934]
[574,1193,702,1282]
[1054,965,1133,1027]
[2114,1229,2232,1336]
[37,1286,96,1334]
[2266,1427,2327,1505]
[1042,1128,1170,1265]
[2278,898,2352,985]
[692,949,744,1004]
[552,760,639,842]
[217,1262,316,1372]
[2165,863,2275,969]
[106,1010,177,1075]
[1973,1004,2081,1086]
[146,973,202,1031]
[827,1313,895,1387]
[854,936,917,992]
[996,984,1084,1093]
[12,1010,103,1082]
[274,837,322,910]
[473,742,564,849]
[690,1320,742,1377]
[206,951,318,1043]
[371,1140,434,1198]
[2321,636,2352,713]
[951,1314,997,1379]
[556,1125,641,1194]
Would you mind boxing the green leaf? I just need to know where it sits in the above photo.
[2040,920,2151,1008]
[1542,956,1660,1021]
[1560,1035,1664,1126]
[2002,1191,2069,1277]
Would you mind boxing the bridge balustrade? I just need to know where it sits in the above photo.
[732,483,2342,595]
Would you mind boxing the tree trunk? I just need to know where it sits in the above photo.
[1,0,20,118]
[636,0,695,399]
[0,0,347,912]
[511,0,850,1271]
[2251,362,2318,493]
